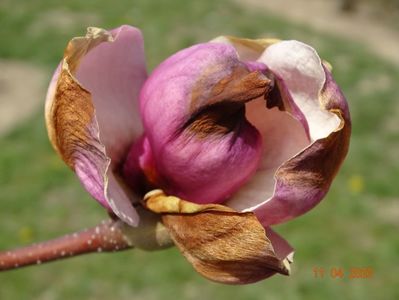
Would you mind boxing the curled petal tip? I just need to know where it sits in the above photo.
[143,189,165,202]
[282,258,291,275]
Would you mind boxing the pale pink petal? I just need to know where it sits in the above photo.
[75,25,147,164]
[226,99,309,211]
[227,41,349,226]
[45,26,147,226]
[266,227,294,262]
[259,40,341,142]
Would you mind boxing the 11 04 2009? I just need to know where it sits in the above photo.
[313,267,374,279]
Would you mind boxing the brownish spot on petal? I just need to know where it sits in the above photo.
[265,77,286,111]
[143,190,290,284]
[45,28,140,226]
[185,102,245,138]
[208,68,272,104]
[276,67,351,192]
[277,124,349,189]
[187,66,272,138]
[51,66,105,168]
[45,28,113,168]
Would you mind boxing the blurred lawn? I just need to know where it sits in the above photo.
[1,0,399,299]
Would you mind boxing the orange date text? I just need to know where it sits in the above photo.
[312,267,373,280]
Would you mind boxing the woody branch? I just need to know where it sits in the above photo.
[0,219,131,271]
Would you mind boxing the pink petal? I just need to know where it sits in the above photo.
[75,25,147,164]
[259,41,341,142]
[227,41,350,226]
[226,98,309,211]
[266,227,294,262]
[45,26,147,226]
[136,43,268,204]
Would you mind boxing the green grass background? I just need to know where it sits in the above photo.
[1,0,398,299]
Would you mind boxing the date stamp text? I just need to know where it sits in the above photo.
[313,267,373,281]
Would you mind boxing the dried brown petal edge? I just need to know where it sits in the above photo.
[143,190,291,284]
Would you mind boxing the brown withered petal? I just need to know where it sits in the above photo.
[143,190,291,284]
[45,27,144,226]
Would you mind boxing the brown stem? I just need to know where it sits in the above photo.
[0,219,131,271]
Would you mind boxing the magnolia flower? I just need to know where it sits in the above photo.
[42,26,350,284]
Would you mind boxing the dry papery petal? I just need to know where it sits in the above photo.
[143,190,292,284]
[45,27,146,226]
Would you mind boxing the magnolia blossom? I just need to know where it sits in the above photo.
[44,26,350,284]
